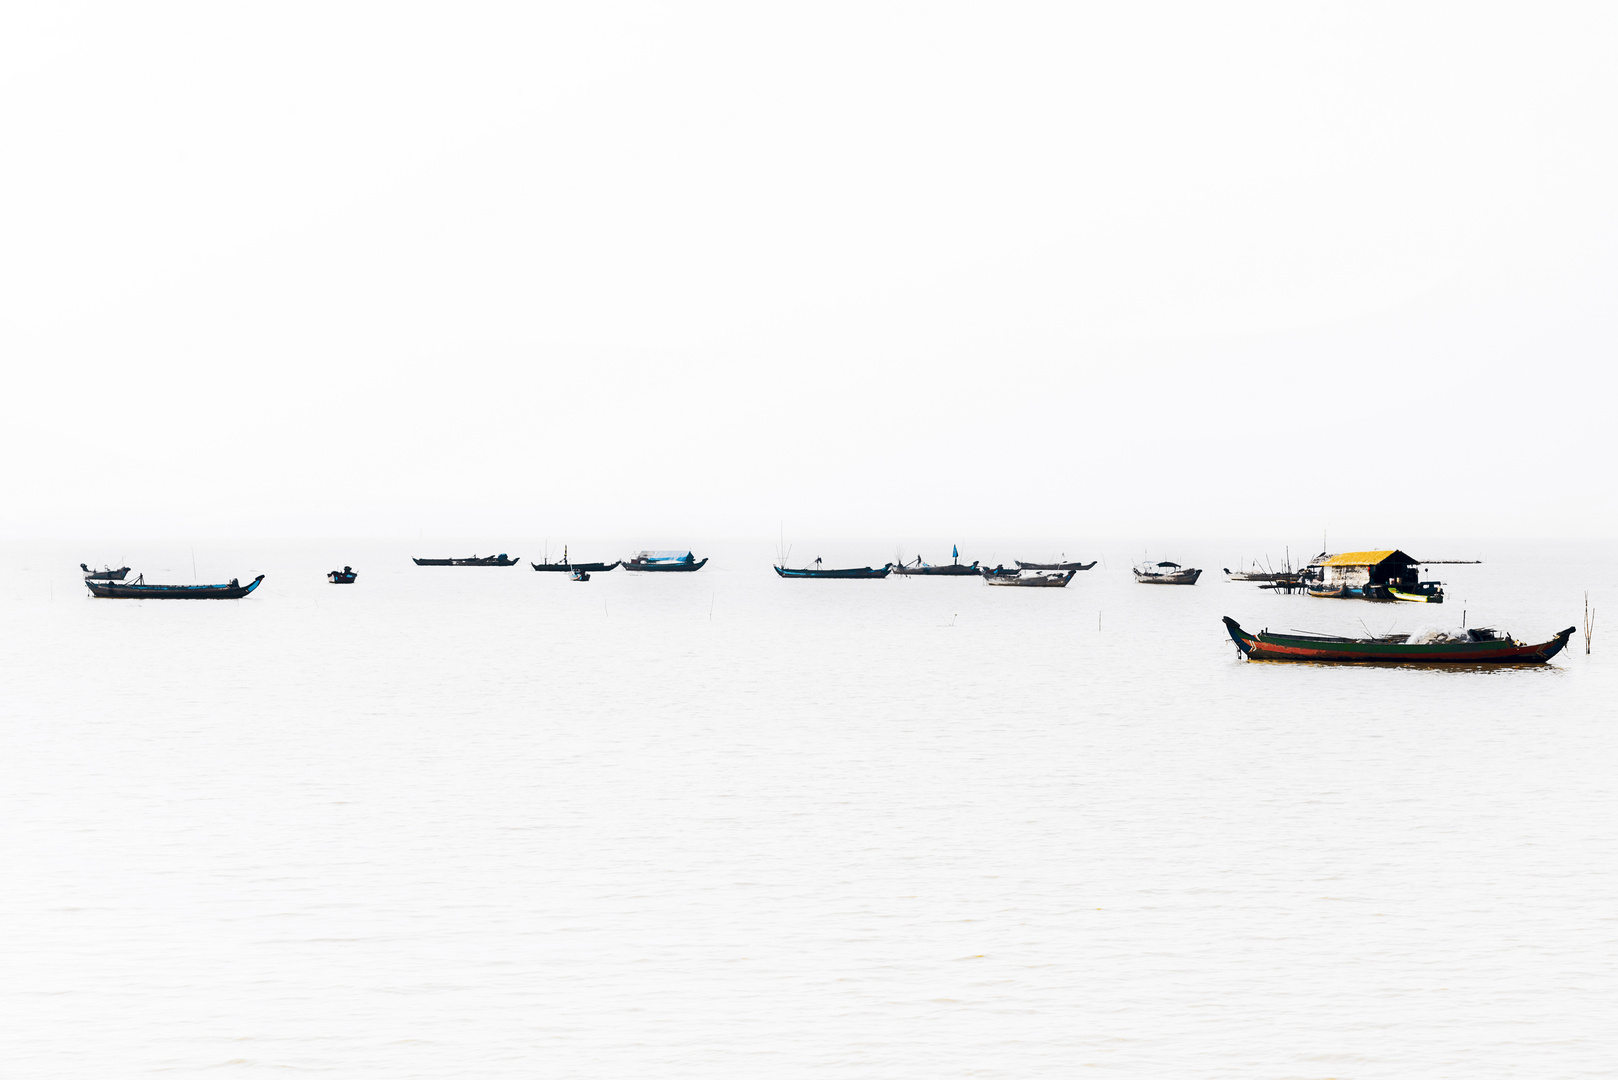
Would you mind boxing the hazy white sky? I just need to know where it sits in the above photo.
[3,3,1615,541]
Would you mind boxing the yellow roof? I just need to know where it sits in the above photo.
[1321,549,1411,567]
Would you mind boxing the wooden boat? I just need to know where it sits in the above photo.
[569,567,591,582]
[1224,568,1291,582]
[1015,559,1097,571]
[774,561,892,579]
[86,574,265,599]
[412,554,520,566]
[80,563,130,580]
[890,555,980,576]
[1222,616,1574,665]
[532,560,620,572]
[1133,561,1202,585]
[983,569,1076,588]
[1305,582,1445,603]
[981,564,1020,578]
[623,551,707,572]
[327,566,357,584]
[1388,586,1441,603]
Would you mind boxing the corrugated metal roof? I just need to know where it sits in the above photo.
[1320,549,1412,567]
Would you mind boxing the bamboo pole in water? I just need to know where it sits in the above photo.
[1585,592,1595,654]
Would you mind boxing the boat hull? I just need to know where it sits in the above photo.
[1016,560,1097,572]
[984,569,1075,587]
[1134,568,1202,585]
[87,575,265,599]
[81,564,130,580]
[327,572,357,584]
[623,557,708,572]
[412,556,520,566]
[891,563,980,576]
[532,561,620,572]
[774,565,892,579]
[1222,616,1574,664]
[1307,583,1444,602]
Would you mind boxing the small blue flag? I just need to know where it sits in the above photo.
[952,544,959,559]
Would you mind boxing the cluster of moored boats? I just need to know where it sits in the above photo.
[75,543,1578,666]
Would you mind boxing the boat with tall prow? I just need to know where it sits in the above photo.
[775,558,892,579]
[1222,616,1573,664]
[87,574,265,599]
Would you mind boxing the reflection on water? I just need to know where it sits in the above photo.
[1,538,1613,1078]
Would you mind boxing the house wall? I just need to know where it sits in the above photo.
[1323,565,1373,588]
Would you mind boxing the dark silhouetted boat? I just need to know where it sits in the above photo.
[984,569,1076,588]
[327,566,357,584]
[80,564,130,580]
[1222,616,1574,664]
[569,567,591,581]
[532,548,620,572]
[86,574,265,599]
[1133,561,1202,585]
[623,551,707,572]
[1015,559,1096,572]
[412,554,520,566]
[774,559,892,579]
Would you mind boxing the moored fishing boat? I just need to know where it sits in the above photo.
[623,550,707,572]
[1133,561,1202,585]
[891,546,979,576]
[80,564,130,580]
[327,566,357,584]
[1015,558,1097,572]
[774,560,892,579]
[983,569,1076,588]
[1222,616,1574,664]
[412,554,520,566]
[86,574,265,599]
[1224,568,1290,582]
[531,545,619,572]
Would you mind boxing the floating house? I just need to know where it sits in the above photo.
[1303,550,1443,603]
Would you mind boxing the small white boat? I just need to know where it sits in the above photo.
[1134,561,1202,585]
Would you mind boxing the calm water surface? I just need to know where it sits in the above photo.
[3,539,1615,1078]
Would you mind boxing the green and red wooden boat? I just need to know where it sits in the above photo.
[87,574,265,599]
[1222,616,1575,664]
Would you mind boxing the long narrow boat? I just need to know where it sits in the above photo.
[80,563,130,580]
[1224,568,1291,582]
[532,560,620,572]
[984,569,1076,588]
[774,563,892,579]
[87,574,265,599]
[891,557,980,576]
[1221,616,1574,664]
[412,554,520,566]
[1015,559,1097,571]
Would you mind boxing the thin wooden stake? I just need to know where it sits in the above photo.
[1585,592,1595,654]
